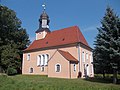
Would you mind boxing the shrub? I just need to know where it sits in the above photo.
[7,67,17,75]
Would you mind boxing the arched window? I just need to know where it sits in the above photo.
[86,53,88,60]
[82,52,85,62]
[37,55,41,66]
[27,54,30,61]
[86,64,89,76]
[55,64,61,72]
[37,54,50,66]
[73,64,76,72]
[43,55,45,65]
[45,54,49,66]
[41,66,44,72]
[47,54,49,60]
[29,68,33,73]
[40,55,44,66]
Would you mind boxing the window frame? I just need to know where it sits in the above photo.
[27,53,30,61]
[86,53,88,60]
[37,55,41,66]
[82,52,85,62]
[41,66,44,72]
[29,67,33,73]
[73,63,76,72]
[55,63,61,73]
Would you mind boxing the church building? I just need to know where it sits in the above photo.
[22,5,94,78]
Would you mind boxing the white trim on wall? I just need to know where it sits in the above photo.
[55,63,61,73]
[27,53,30,61]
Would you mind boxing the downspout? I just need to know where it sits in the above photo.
[69,62,71,79]
[78,43,81,78]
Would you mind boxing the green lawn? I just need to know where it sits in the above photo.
[0,75,120,90]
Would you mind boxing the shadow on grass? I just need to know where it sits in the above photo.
[84,77,120,84]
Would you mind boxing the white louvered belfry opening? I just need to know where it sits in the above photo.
[37,54,49,66]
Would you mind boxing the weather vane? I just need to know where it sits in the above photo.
[42,3,46,11]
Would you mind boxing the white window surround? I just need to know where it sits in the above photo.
[37,54,50,66]
[44,54,49,66]
[86,53,88,60]
[55,63,61,73]
[90,52,93,63]
[89,54,92,62]
[27,54,30,61]
[82,52,85,62]
[73,64,76,72]
[29,67,33,73]
[43,55,45,65]
[37,55,41,66]
[42,19,47,28]
[86,64,89,76]
[41,66,44,72]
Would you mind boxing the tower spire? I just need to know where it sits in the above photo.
[35,2,50,34]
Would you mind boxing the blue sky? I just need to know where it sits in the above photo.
[1,0,120,48]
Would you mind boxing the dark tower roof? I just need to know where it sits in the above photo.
[40,11,49,19]
[36,4,50,33]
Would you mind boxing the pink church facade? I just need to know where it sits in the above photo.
[22,7,94,79]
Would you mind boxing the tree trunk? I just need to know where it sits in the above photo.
[103,70,105,78]
[113,69,117,84]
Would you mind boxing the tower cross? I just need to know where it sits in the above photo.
[42,3,46,11]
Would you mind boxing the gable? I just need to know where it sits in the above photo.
[48,50,78,63]
[58,50,78,63]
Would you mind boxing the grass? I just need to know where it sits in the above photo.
[0,75,120,90]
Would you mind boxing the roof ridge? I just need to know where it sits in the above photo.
[51,26,78,33]
[58,50,78,63]
[24,26,91,52]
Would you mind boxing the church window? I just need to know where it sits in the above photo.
[29,68,33,73]
[43,55,45,65]
[82,52,85,62]
[73,64,76,72]
[44,54,49,66]
[55,64,61,72]
[37,55,41,66]
[41,66,44,72]
[27,54,30,61]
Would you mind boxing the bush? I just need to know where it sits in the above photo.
[7,67,17,75]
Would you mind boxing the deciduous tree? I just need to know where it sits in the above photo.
[0,5,30,74]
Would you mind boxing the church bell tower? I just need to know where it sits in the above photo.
[36,4,50,40]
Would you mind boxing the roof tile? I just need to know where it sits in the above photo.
[24,26,89,51]
[58,50,78,63]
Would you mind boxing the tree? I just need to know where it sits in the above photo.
[0,5,30,74]
[94,7,120,84]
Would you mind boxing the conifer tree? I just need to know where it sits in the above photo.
[94,7,120,84]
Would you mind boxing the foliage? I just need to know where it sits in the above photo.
[0,5,30,73]
[7,67,17,75]
[94,7,120,83]
[0,75,120,90]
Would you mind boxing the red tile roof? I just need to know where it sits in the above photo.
[58,50,78,63]
[24,26,89,51]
